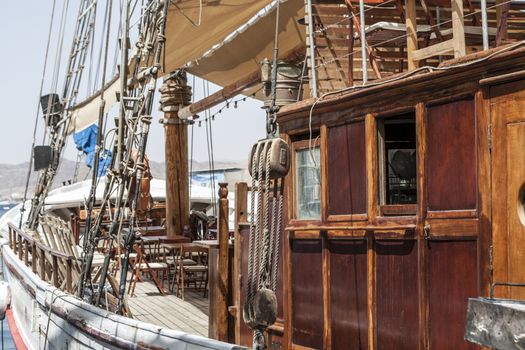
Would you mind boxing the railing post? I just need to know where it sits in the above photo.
[66,258,72,292]
[31,243,37,273]
[52,255,59,288]
[24,240,29,266]
[233,182,248,343]
[8,227,13,250]
[17,235,23,260]
[39,248,46,281]
[217,183,230,341]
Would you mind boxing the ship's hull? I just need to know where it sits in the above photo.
[1,228,242,350]
[0,190,244,349]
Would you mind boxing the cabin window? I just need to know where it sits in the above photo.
[378,116,417,208]
[295,146,321,220]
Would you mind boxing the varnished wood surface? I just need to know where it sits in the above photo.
[164,113,189,238]
[426,98,477,211]
[277,47,525,133]
[329,240,368,350]
[491,79,525,299]
[428,241,478,350]
[291,240,324,349]
[327,121,367,217]
[231,54,525,350]
[375,240,419,350]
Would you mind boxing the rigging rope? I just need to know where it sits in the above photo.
[27,0,99,231]
[243,2,288,349]
[19,0,58,228]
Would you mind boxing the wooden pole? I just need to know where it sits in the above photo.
[217,182,230,341]
[160,72,192,237]
[405,0,419,70]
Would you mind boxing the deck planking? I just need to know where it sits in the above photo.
[127,278,209,337]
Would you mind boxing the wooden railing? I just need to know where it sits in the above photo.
[7,222,76,293]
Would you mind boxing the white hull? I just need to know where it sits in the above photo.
[2,246,243,350]
[0,201,242,350]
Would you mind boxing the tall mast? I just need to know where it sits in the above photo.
[160,72,192,238]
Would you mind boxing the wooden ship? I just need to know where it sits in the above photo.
[2,0,525,349]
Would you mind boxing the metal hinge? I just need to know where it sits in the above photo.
[488,123,492,151]
[423,224,431,240]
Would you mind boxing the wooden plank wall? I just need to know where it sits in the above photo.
[272,94,487,349]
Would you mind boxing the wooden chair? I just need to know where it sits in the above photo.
[165,244,198,292]
[128,241,169,297]
[175,244,208,300]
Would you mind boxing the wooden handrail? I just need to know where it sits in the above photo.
[7,222,76,293]
[8,223,74,260]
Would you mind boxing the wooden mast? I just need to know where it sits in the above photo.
[159,72,192,237]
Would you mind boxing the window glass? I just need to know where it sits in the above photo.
[296,147,321,219]
[381,118,417,205]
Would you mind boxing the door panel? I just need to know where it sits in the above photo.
[491,80,525,299]
[426,99,477,211]
[428,240,478,350]
[327,122,367,216]
[329,240,368,350]
[376,240,419,350]
[291,239,324,349]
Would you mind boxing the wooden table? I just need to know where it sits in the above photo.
[138,225,166,236]
[140,235,190,243]
[140,235,168,242]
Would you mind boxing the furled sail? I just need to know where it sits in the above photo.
[67,75,120,135]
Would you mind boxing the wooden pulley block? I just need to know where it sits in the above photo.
[253,288,278,328]
[248,138,290,180]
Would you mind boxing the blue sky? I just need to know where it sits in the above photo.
[0,1,266,165]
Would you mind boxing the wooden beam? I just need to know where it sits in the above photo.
[178,71,260,120]
[349,19,355,86]
[495,0,511,46]
[321,231,331,350]
[411,39,454,61]
[179,45,306,119]
[451,0,466,58]
[405,0,419,70]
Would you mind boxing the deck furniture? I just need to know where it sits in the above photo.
[128,241,169,297]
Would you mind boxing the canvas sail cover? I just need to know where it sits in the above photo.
[68,75,120,134]
[181,0,306,90]
[68,0,305,135]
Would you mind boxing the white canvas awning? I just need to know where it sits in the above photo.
[162,0,275,74]
[183,0,306,89]
[69,1,306,133]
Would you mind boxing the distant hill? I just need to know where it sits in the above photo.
[0,159,247,201]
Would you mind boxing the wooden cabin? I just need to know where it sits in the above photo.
[225,46,525,350]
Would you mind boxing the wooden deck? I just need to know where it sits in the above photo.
[127,279,209,337]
